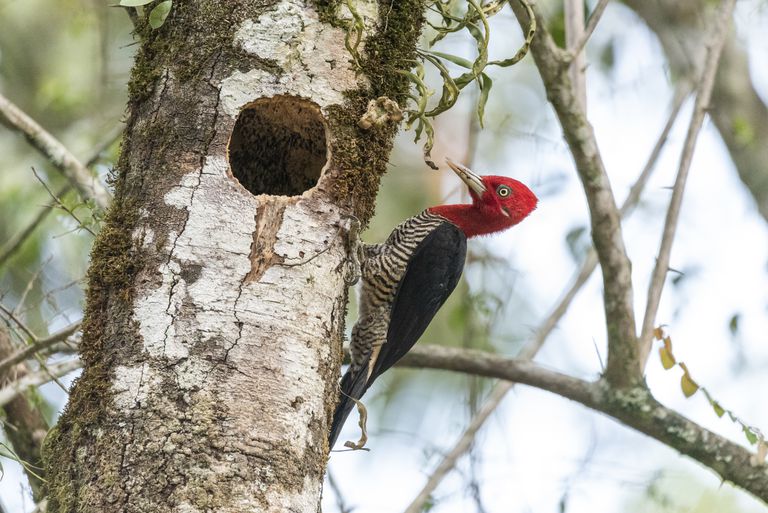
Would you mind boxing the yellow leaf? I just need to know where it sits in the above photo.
[679,364,699,398]
[659,346,676,369]
[653,327,664,340]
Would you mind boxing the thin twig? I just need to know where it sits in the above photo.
[402,92,688,513]
[326,470,354,513]
[0,322,81,374]
[31,168,96,237]
[0,185,71,268]
[638,0,737,369]
[0,124,121,267]
[0,358,81,408]
[0,303,37,341]
[0,92,111,209]
[569,0,610,58]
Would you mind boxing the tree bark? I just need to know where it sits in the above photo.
[43,2,423,511]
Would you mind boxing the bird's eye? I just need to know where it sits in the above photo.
[496,185,512,198]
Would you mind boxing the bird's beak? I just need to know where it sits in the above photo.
[445,157,487,196]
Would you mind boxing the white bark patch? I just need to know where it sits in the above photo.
[127,150,345,509]
[221,1,373,116]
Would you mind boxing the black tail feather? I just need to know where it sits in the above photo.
[329,367,368,448]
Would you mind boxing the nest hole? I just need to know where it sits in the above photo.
[228,96,327,196]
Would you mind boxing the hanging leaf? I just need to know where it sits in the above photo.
[711,401,725,418]
[422,50,474,70]
[744,426,759,445]
[659,346,675,370]
[476,72,493,128]
[679,363,699,398]
[120,0,153,5]
[653,326,664,340]
[149,1,172,29]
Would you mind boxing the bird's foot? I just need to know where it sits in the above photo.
[341,214,364,286]
[343,396,370,451]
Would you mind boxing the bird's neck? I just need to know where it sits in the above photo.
[428,204,512,238]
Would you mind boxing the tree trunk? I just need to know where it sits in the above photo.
[43,1,423,511]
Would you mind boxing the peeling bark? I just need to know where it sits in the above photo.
[44,1,424,511]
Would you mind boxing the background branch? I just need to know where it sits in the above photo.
[638,0,737,369]
[0,358,81,408]
[399,344,768,504]
[0,92,111,210]
[506,2,639,387]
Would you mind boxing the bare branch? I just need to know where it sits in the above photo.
[564,0,587,108]
[402,91,689,513]
[639,0,737,369]
[0,303,37,341]
[0,322,81,374]
[31,168,97,237]
[399,344,768,504]
[0,124,121,267]
[0,92,111,210]
[0,185,70,268]
[569,0,611,59]
[508,2,638,387]
[0,358,81,408]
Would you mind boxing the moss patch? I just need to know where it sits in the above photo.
[313,0,426,225]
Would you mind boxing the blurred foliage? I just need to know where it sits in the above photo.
[625,469,767,513]
[0,0,131,336]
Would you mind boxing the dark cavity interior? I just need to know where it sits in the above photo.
[228,96,327,196]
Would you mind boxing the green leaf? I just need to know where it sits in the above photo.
[149,1,172,29]
[423,50,473,69]
[712,401,725,418]
[119,0,154,6]
[476,72,492,128]
[744,426,758,445]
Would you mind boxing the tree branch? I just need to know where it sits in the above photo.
[507,2,638,387]
[399,345,768,505]
[638,0,737,369]
[0,92,111,210]
[402,90,689,513]
[0,358,81,408]
[0,322,81,375]
[624,0,768,226]
[569,0,610,59]
[564,0,587,108]
[0,124,121,267]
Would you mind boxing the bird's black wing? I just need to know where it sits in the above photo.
[368,222,467,383]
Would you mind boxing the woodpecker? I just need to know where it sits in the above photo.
[330,158,538,448]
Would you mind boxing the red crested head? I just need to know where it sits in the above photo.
[428,158,538,238]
